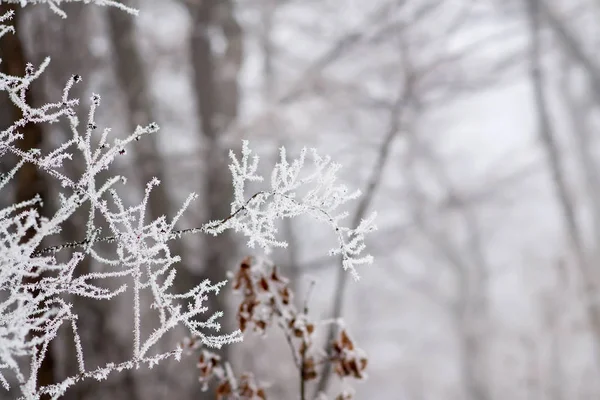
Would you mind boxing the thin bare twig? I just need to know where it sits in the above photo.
[525,0,600,365]
[314,73,410,396]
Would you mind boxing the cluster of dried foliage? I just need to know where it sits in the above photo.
[182,257,368,400]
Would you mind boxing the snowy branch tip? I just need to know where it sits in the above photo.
[3,0,138,19]
[202,140,378,281]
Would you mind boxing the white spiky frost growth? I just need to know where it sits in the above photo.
[0,2,376,400]
[0,4,238,400]
[202,141,378,281]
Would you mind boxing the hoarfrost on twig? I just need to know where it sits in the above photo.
[202,140,377,280]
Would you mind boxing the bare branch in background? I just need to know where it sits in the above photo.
[525,0,600,365]
[423,146,493,400]
[314,59,411,395]
[538,0,600,103]
[558,55,600,282]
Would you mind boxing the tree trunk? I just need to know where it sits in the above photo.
[538,0,600,104]
[525,0,600,364]
[186,0,243,397]
[0,3,54,395]
[557,58,600,289]
[24,5,134,399]
[106,2,189,398]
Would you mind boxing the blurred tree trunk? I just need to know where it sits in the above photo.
[253,3,302,395]
[416,216,492,400]
[186,1,243,396]
[105,1,188,398]
[30,6,93,398]
[315,89,405,397]
[430,184,492,400]
[441,183,492,400]
[521,335,541,399]
[525,0,600,364]
[106,0,180,231]
[315,36,413,391]
[541,292,565,400]
[0,3,54,395]
[538,0,600,104]
[23,4,136,400]
[0,22,15,211]
[446,206,492,400]
[403,126,493,400]
[259,0,301,291]
[558,58,600,285]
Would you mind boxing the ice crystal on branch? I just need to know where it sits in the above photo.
[202,141,377,280]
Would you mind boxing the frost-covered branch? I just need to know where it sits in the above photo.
[202,141,377,280]
[38,143,379,281]
[0,79,241,398]
[1,0,137,18]
[38,141,379,281]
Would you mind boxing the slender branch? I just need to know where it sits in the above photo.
[32,350,182,399]
[299,280,314,400]
[526,0,600,365]
[314,78,408,396]
[32,191,267,257]
[538,0,600,103]
[300,340,306,400]
[34,184,361,276]
[277,319,300,368]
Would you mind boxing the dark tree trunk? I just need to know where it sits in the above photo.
[186,0,243,397]
[0,3,54,395]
